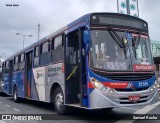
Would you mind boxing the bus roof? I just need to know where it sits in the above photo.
[5,12,147,61]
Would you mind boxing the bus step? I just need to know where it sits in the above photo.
[67,103,88,109]
[25,97,32,100]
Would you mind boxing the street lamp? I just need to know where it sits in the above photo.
[16,33,33,49]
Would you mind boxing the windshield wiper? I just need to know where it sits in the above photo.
[132,33,140,59]
[108,27,125,48]
[132,33,140,49]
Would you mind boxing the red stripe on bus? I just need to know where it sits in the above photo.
[88,82,94,88]
[88,82,129,89]
[103,82,129,89]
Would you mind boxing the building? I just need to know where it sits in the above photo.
[150,40,160,57]
[150,40,160,76]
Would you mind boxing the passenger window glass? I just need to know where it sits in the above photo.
[42,42,48,53]
[21,54,24,62]
[34,46,39,57]
[15,56,19,64]
[54,35,62,50]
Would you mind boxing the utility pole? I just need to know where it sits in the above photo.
[16,33,32,49]
[126,0,130,15]
[38,23,40,41]
[117,0,139,17]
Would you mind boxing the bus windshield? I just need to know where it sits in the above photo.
[90,30,152,71]
[131,34,152,65]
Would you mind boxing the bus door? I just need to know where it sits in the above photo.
[25,51,33,98]
[9,59,13,95]
[65,29,86,106]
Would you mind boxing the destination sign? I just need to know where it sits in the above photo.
[90,13,148,31]
[133,64,155,71]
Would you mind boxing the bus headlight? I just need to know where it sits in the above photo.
[108,88,114,94]
[94,81,99,87]
[157,83,160,88]
[1,82,4,87]
[91,78,107,91]
[153,85,156,89]
[150,84,156,92]
[91,77,115,93]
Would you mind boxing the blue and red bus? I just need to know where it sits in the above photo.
[1,13,157,114]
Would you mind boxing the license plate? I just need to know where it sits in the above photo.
[129,95,140,102]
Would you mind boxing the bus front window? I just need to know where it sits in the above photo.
[90,30,131,71]
[132,35,153,65]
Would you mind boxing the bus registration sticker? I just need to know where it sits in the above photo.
[129,95,140,102]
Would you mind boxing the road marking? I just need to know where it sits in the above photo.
[133,102,160,114]
[0,121,7,123]
[12,108,20,112]
[5,104,10,107]
[0,97,11,99]
[116,102,160,123]
[119,107,139,111]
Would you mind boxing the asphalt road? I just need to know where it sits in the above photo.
[0,92,159,123]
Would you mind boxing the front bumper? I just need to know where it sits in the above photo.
[89,87,157,109]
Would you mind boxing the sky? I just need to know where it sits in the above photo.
[0,0,160,59]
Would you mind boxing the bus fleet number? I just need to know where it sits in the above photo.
[138,82,148,87]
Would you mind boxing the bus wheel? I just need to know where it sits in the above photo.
[13,86,19,103]
[53,87,69,114]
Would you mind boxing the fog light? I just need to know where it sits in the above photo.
[150,88,154,92]
[153,85,156,89]
[101,85,107,91]
[108,88,114,94]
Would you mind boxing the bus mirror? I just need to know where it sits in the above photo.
[83,31,90,44]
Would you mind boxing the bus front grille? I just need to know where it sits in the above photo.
[120,100,147,104]
[92,70,155,81]
[106,73,154,81]
[115,87,149,92]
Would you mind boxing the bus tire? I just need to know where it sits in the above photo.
[13,86,19,103]
[53,87,69,114]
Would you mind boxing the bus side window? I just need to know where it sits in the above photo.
[2,62,4,73]
[34,46,39,67]
[39,41,51,66]
[19,53,25,70]
[3,62,5,73]
[54,35,63,50]
[5,61,9,73]
[1,62,4,80]
[51,35,64,63]
[13,56,19,71]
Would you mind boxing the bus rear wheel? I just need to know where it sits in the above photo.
[53,87,69,114]
[13,86,19,103]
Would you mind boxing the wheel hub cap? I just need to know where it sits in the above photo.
[55,93,63,109]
